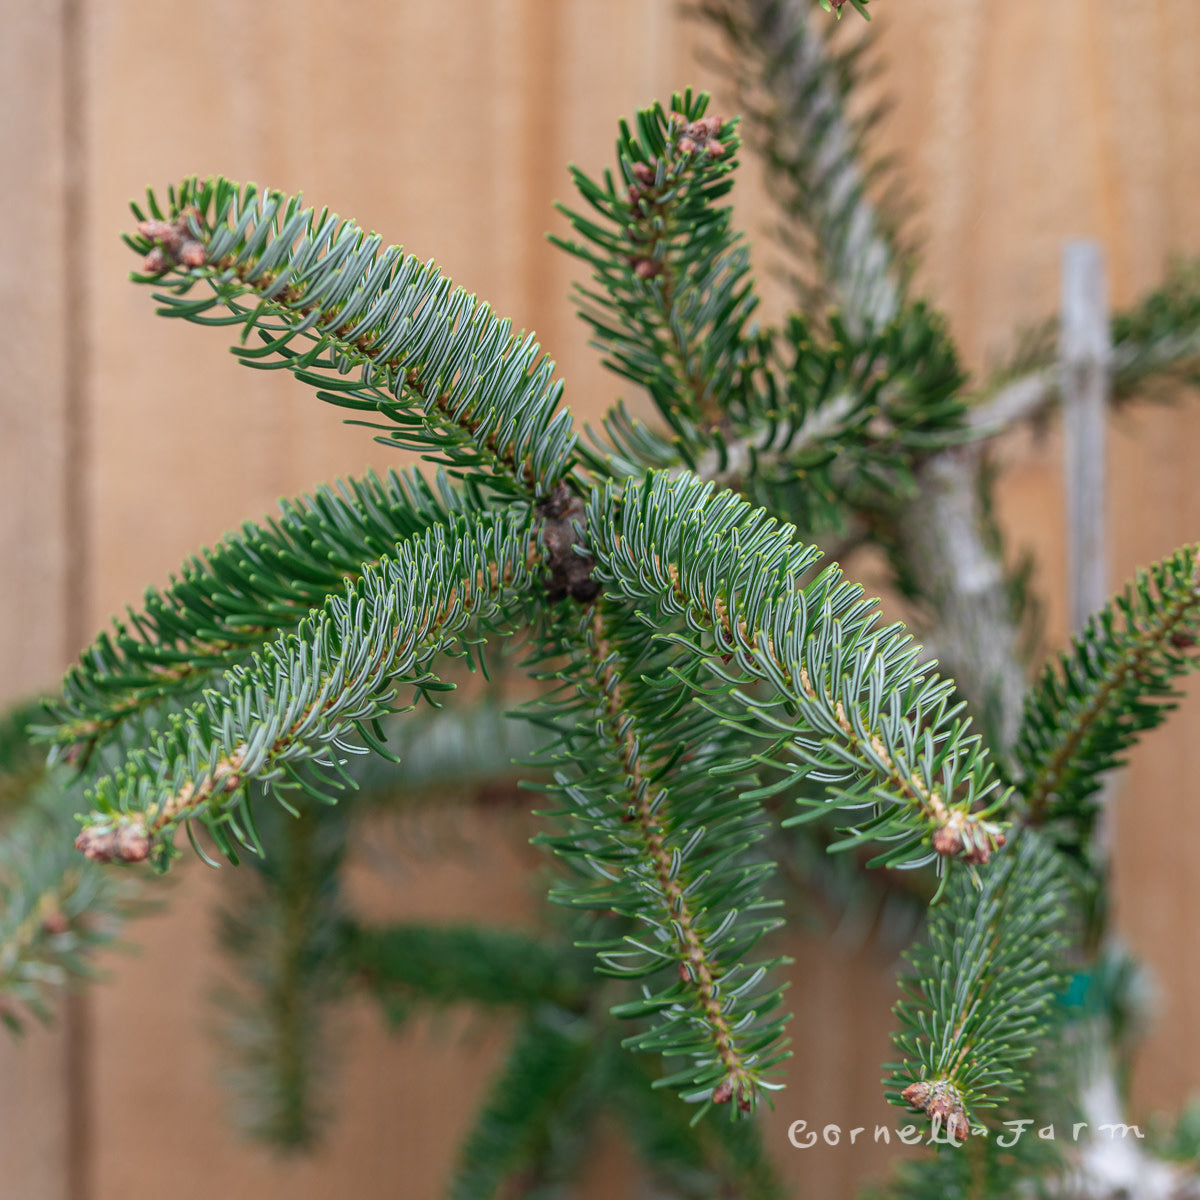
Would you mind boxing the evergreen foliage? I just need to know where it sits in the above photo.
[4,2,1200,1196]
[886,830,1070,1135]
[0,759,147,1031]
[51,468,473,763]
[1014,545,1200,862]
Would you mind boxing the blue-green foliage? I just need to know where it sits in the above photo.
[554,92,762,441]
[589,471,1007,869]
[1013,544,1200,858]
[79,513,536,868]
[528,593,790,1109]
[12,49,1200,1198]
[128,177,577,497]
[887,831,1069,1123]
[50,468,474,761]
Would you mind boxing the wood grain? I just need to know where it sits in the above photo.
[2,1,1198,1196]
[0,4,74,1198]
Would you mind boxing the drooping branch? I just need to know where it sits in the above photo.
[589,471,1009,870]
[48,468,474,764]
[585,603,768,1110]
[73,515,538,868]
[530,593,790,1109]
[887,830,1069,1139]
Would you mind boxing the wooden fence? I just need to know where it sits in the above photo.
[2,1,1199,1196]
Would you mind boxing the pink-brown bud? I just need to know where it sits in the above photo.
[142,246,167,274]
[932,823,964,857]
[631,161,656,186]
[687,116,723,141]
[75,823,151,864]
[115,825,152,862]
[712,1079,735,1105]
[902,1079,970,1142]
[963,830,1006,866]
[177,239,207,268]
[41,910,70,936]
[136,218,180,244]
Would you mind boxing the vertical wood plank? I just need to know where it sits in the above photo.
[0,2,73,1199]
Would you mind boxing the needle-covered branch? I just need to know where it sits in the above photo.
[28,58,1200,1197]
[129,178,577,497]
[1014,545,1200,858]
[554,92,760,448]
[699,304,967,530]
[886,831,1070,1139]
[48,468,475,764]
[73,514,538,869]
[563,93,964,524]
[588,471,1008,873]
[529,597,789,1110]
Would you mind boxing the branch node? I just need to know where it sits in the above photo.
[536,483,598,603]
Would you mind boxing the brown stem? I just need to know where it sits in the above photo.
[585,601,756,1106]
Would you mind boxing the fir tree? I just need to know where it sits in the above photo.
[4,3,1200,1196]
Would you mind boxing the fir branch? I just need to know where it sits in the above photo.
[73,514,538,869]
[606,1045,786,1200]
[531,596,789,1110]
[693,304,967,531]
[345,923,590,1023]
[1015,545,1200,853]
[215,796,348,1150]
[886,831,1070,1138]
[447,1011,598,1200]
[559,90,965,521]
[0,770,148,1031]
[697,0,902,327]
[588,471,1008,871]
[554,91,762,452]
[48,468,472,763]
[128,179,577,498]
